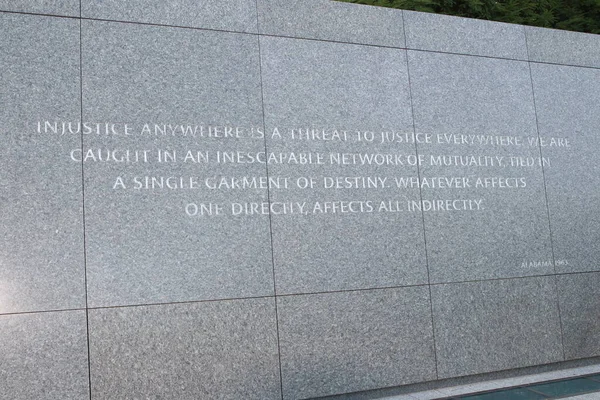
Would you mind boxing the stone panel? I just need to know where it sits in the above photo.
[531,63,600,274]
[277,287,436,399]
[408,50,554,283]
[0,13,85,313]
[404,11,528,60]
[0,310,89,400]
[88,298,281,400]
[260,36,428,294]
[82,0,257,33]
[432,277,563,378]
[81,20,273,307]
[257,0,405,47]
[557,273,600,360]
[0,0,79,16]
[527,27,600,68]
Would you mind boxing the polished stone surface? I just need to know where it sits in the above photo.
[257,0,405,47]
[260,36,427,294]
[404,11,528,60]
[0,310,89,399]
[417,138,553,283]
[0,13,85,314]
[408,51,537,136]
[89,298,281,399]
[408,50,553,283]
[531,63,600,274]
[0,0,79,16]
[432,277,563,378]
[2,3,600,399]
[278,287,436,399]
[82,0,257,33]
[82,20,273,307]
[526,27,600,68]
[557,273,600,360]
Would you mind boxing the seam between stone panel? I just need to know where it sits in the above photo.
[0,9,80,18]
[0,307,87,317]
[6,9,600,70]
[0,273,593,317]
[524,30,567,363]
[529,59,600,70]
[401,10,407,49]
[0,271,589,316]
[402,9,439,378]
[79,15,94,400]
[2,9,600,69]
[523,25,600,69]
[253,0,260,34]
[87,295,277,310]
[254,2,285,397]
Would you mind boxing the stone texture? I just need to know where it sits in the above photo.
[404,11,528,60]
[531,63,600,274]
[82,0,257,33]
[257,0,405,47]
[0,0,78,16]
[526,26,600,68]
[82,20,273,307]
[0,310,89,399]
[260,36,428,294]
[88,298,281,400]
[277,287,437,399]
[408,51,538,136]
[557,273,600,360]
[432,277,564,378]
[0,13,85,313]
[408,50,553,283]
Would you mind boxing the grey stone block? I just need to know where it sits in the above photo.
[557,272,600,360]
[257,0,405,47]
[531,63,600,274]
[277,287,437,399]
[260,36,428,294]
[527,26,600,68]
[432,277,564,379]
[88,298,281,400]
[82,0,257,33]
[0,310,89,400]
[404,11,528,60]
[82,21,273,307]
[0,14,85,313]
[408,51,537,138]
[417,136,553,283]
[408,50,553,283]
[0,0,78,16]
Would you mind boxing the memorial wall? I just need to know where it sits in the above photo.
[1,0,600,399]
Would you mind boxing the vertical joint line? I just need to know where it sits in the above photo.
[524,29,566,362]
[402,13,439,379]
[79,12,93,400]
[255,2,285,398]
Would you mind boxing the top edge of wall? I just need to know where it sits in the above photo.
[2,0,599,68]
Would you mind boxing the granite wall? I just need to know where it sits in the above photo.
[1,1,600,399]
